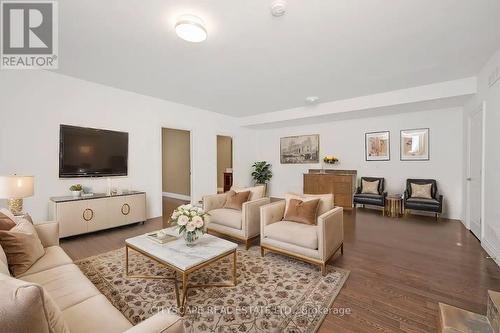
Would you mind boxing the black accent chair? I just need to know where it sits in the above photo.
[353,177,387,215]
[404,179,443,220]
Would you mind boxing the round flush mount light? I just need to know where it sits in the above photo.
[305,96,320,104]
[270,0,287,17]
[175,15,207,43]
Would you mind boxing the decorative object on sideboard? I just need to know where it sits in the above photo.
[365,131,390,161]
[69,184,83,197]
[170,204,209,247]
[322,155,339,173]
[280,134,320,164]
[0,175,34,215]
[400,128,430,161]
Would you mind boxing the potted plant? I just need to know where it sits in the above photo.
[170,204,209,247]
[69,184,83,197]
[251,161,272,193]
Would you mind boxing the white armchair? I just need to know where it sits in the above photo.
[203,185,270,249]
[260,193,344,275]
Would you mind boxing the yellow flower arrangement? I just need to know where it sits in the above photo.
[323,155,339,164]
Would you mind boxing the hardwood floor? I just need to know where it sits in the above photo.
[60,200,500,333]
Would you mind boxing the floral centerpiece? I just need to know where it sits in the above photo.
[170,204,209,247]
[323,155,339,164]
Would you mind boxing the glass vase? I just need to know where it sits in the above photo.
[184,231,199,247]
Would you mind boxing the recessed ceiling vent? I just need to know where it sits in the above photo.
[270,0,287,17]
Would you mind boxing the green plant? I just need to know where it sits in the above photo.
[69,184,83,191]
[251,161,272,184]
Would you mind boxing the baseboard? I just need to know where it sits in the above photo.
[482,237,500,267]
[162,192,191,201]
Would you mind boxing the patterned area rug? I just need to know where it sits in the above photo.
[75,247,349,332]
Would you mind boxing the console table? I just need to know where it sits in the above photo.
[49,191,146,238]
[303,170,357,209]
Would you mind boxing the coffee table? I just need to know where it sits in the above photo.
[125,227,238,315]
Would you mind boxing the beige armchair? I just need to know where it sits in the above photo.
[203,185,270,249]
[260,193,344,275]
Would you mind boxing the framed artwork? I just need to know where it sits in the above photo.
[365,131,390,161]
[280,134,319,164]
[400,128,429,161]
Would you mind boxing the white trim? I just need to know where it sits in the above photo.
[162,192,191,201]
[482,237,500,267]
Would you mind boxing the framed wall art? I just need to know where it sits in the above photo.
[400,128,429,161]
[365,131,390,161]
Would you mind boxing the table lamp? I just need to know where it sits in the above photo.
[0,176,34,215]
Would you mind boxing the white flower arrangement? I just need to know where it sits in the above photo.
[170,204,209,244]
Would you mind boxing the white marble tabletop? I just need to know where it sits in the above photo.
[125,227,238,271]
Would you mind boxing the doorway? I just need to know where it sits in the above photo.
[162,128,191,225]
[217,135,233,193]
[467,103,484,240]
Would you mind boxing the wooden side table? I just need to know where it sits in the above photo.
[386,194,403,218]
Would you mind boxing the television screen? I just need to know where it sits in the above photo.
[59,125,128,177]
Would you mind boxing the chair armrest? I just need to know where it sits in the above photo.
[355,187,361,194]
[404,190,409,201]
[383,192,388,197]
[123,312,184,333]
[317,207,343,261]
[242,197,270,238]
[34,221,59,247]
[260,200,285,235]
[202,193,227,212]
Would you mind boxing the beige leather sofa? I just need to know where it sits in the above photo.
[260,193,344,275]
[0,220,184,333]
[203,185,270,249]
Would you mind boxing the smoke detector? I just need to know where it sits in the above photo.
[270,0,287,17]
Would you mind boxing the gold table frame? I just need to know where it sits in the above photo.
[385,195,403,218]
[125,244,237,315]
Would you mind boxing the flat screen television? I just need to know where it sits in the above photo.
[59,125,128,178]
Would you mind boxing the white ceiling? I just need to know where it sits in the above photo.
[57,0,500,117]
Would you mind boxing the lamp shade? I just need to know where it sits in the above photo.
[0,176,34,199]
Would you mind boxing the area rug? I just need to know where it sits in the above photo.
[75,247,349,333]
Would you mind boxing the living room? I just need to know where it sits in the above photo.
[0,1,499,332]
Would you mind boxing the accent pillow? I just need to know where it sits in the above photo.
[224,190,251,211]
[361,179,380,194]
[0,220,45,276]
[410,183,433,199]
[284,193,333,216]
[284,198,320,225]
[0,273,70,333]
[0,211,17,231]
[231,185,265,201]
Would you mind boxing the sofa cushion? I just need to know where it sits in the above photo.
[285,193,333,216]
[284,198,320,225]
[0,244,9,275]
[223,190,250,211]
[124,311,184,333]
[208,208,242,230]
[406,198,440,205]
[62,295,132,333]
[17,246,73,278]
[0,272,70,333]
[0,211,17,230]
[0,220,45,276]
[231,185,265,201]
[21,264,101,311]
[265,221,318,250]
[361,179,379,194]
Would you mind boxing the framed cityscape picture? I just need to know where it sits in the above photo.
[280,134,319,164]
[365,131,390,161]
[400,128,430,161]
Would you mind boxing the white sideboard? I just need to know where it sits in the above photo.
[49,192,146,238]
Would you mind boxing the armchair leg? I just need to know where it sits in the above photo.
[245,239,250,250]
[260,246,265,257]
[382,207,385,216]
[320,263,327,276]
[341,243,344,255]
[436,213,440,221]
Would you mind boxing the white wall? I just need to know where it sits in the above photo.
[0,71,257,221]
[463,46,500,264]
[256,108,464,219]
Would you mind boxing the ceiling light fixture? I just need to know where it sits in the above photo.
[175,15,207,43]
[305,96,320,104]
[270,0,287,17]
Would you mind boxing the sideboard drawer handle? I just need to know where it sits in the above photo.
[121,203,130,215]
[83,208,94,221]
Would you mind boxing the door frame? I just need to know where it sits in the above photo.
[216,133,235,192]
[160,127,194,203]
[466,101,486,240]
